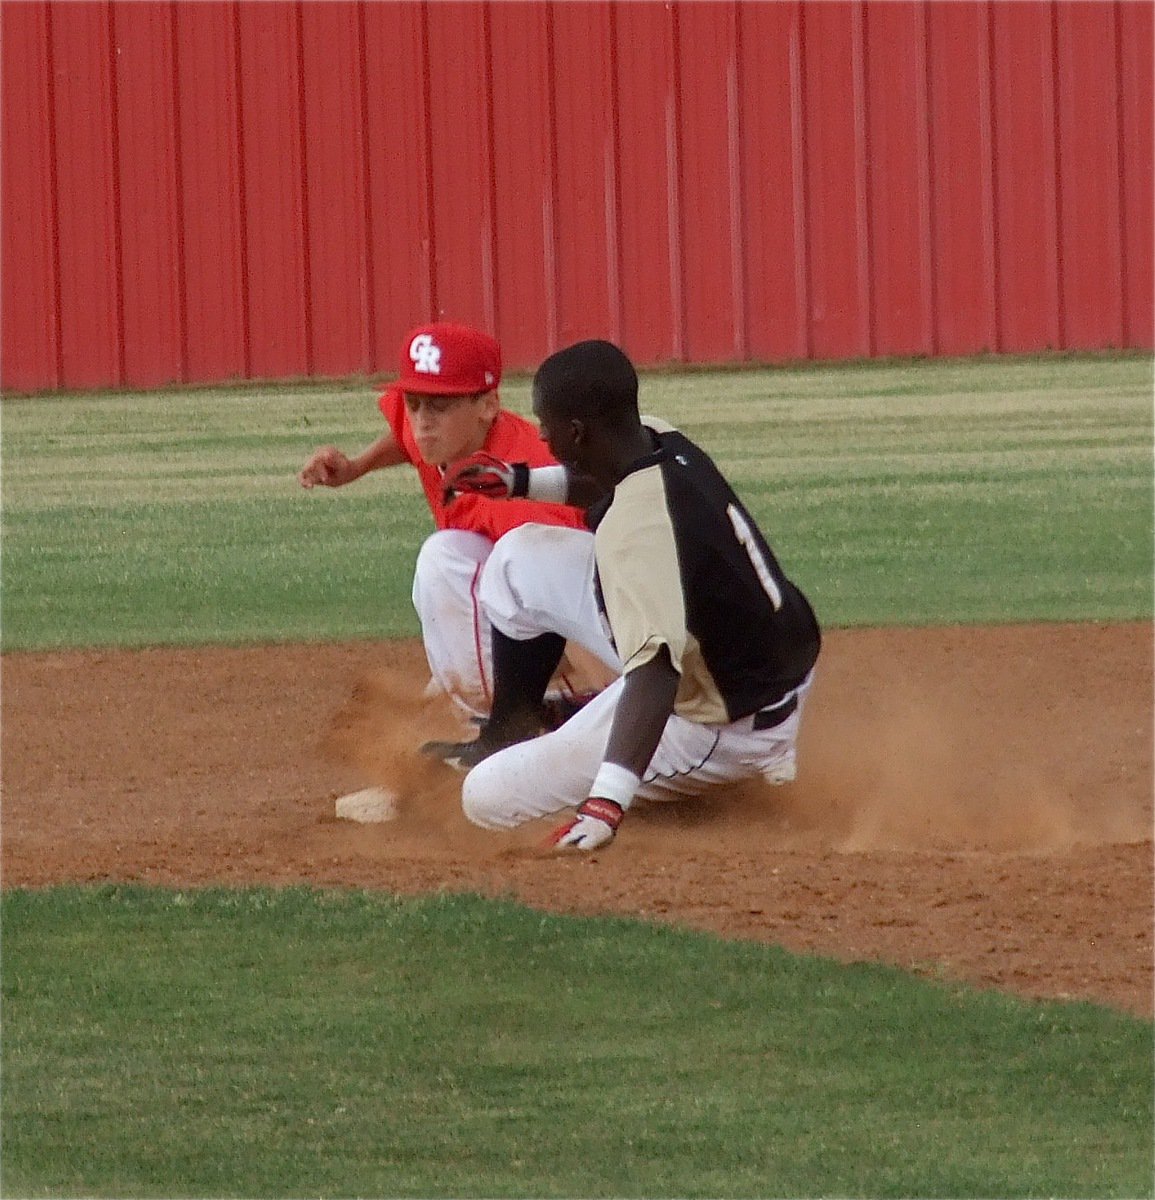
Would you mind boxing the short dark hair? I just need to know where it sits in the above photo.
[533,340,639,423]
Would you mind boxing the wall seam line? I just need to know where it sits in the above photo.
[854,0,874,358]
[1112,0,1130,346]
[1049,0,1065,350]
[481,2,499,335]
[728,0,748,361]
[108,0,127,385]
[791,1,811,361]
[918,0,938,356]
[232,0,252,378]
[606,0,624,346]
[419,0,438,319]
[543,1,560,351]
[984,0,1001,353]
[667,1,686,361]
[294,1,314,375]
[169,0,190,383]
[44,2,65,388]
[355,2,376,371]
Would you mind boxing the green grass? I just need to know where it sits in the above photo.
[4,886,1151,1199]
[3,355,1153,1198]
[3,353,1151,649]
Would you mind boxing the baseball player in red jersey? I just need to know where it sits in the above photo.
[442,339,821,851]
[298,323,604,739]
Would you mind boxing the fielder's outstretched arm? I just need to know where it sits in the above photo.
[299,431,407,488]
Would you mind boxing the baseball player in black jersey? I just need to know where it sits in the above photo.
[441,339,821,851]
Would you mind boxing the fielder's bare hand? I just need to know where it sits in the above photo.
[547,797,624,851]
[299,446,358,489]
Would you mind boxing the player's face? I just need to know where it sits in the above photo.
[404,391,499,466]
[532,387,583,471]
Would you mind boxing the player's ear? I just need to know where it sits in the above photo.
[479,390,500,420]
[570,417,587,445]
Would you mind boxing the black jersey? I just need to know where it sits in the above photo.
[588,419,820,725]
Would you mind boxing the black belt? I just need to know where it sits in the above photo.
[752,693,798,731]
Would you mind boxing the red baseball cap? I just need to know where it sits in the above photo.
[395,322,502,396]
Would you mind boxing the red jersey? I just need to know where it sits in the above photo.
[378,387,587,540]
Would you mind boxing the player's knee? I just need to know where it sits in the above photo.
[481,525,536,592]
[480,523,568,633]
[461,761,512,830]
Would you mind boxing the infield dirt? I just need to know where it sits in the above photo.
[4,622,1151,1015]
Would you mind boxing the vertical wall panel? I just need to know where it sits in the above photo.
[800,1,871,359]
[487,2,554,366]
[990,1,1062,352]
[174,1,247,384]
[3,0,1150,393]
[549,2,617,347]
[925,1,998,355]
[236,1,309,379]
[1054,3,1125,349]
[675,3,743,362]
[50,1,123,388]
[300,1,372,376]
[863,1,934,356]
[1,2,60,391]
[113,2,185,387]
[1119,0,1155,348]
[361,2,434,368]
[425,2,495,333]
[739,0,809,362]
[613,1,678,364]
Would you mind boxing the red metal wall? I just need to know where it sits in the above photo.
[3,0,1151,393]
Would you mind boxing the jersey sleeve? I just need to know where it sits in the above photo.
[376,387,415,464]
[595,468,688,675]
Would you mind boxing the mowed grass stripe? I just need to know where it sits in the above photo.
[2,353,1150,647]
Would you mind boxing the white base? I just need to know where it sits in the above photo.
[334,786,398,823]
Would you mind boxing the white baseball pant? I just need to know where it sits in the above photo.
[461,672,812,830]
[411,529,495,717]
[411,524,610,718]
[463,523,813,830]
[477,523,620,673]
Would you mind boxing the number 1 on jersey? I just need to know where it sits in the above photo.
[727,503,783,610]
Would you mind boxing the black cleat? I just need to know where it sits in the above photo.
[420,693,600,771]
[418,734,501,772]
[419,708,544,772]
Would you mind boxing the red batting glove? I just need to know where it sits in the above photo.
[548,797,624,852]
[441,452,529,504]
